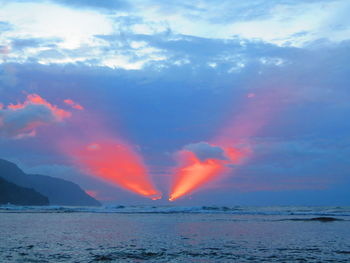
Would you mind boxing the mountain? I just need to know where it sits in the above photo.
[0,159,101,206]
[0,177,49,205]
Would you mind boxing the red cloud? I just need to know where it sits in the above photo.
[0,94,71,138]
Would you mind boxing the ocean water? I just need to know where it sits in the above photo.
[0,206,350,262]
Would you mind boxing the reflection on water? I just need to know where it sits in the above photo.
[0,213,350,262]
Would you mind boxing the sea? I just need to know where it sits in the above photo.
[0,205,349,262]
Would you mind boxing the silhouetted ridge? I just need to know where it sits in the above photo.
[0,177,49,205]
[0,159,101,206]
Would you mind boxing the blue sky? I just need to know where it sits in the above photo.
[0,0,349,205]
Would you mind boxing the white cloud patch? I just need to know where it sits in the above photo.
[0,0,349,70]
[128,0,350,46]
[0,1,113,49]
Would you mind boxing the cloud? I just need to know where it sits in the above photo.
[0,1,113,54]
[219,136,350,193]
[2,36,348,148]
[0,0,348,205]
[0,21,12,32]
[10,37,61,51]
[0,0,349,70]
[123,0,350,46]
[50,0,130,11]
[184,142,227,161]
[0,94,71,138]
[64,99,84,110]
[0,0,130,11]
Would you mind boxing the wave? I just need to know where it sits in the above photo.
[1,204,350,217]
[278,217,345,222]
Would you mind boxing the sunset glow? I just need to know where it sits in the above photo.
[168,89,281,201]
[168,145,248,201]
[169,151,227,201]
[1,0,348,206]
[65,138,162,200]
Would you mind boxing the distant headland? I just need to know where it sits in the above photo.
[0,159,100,206]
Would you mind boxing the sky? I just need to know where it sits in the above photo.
[0,0,349,205]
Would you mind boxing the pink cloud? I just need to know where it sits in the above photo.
[64,99,84,110]
[0,94,71,138]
